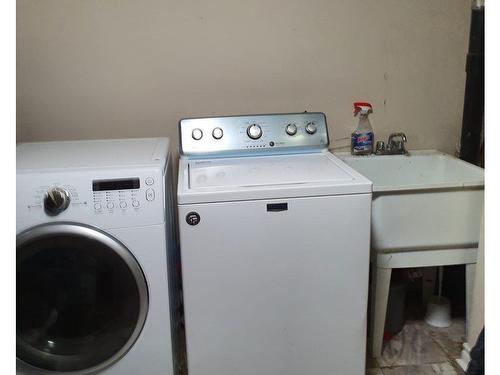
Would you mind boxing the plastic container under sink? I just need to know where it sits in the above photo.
[425,296,452,328]
[425,267,451,328]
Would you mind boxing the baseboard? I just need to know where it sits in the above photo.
[456,342,472,371]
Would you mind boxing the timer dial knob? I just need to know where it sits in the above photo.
[247,124,263,140]
[44,187,71,215]
[286,123,297,136]
[305,122,317,134]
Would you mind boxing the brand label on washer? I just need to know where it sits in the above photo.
[186,212,200,226]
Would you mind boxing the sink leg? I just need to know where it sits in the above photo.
[465,263,476,337]
[370,263,392,358]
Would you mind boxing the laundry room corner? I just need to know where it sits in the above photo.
[8,0,497,374]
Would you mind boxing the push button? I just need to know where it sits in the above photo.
[132,200,140,208]
[119,201,127,209]
[146,188,155,201]
[305,122,317,134]
[192,128,203,140]
[212,127,223,139]
[145,177,154,186]
[107,202,114,209]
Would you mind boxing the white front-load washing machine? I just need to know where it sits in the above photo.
[17,138,183,375]
[177,113,373,375]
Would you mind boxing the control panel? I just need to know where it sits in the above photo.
[17,169,165,229]
[91,177,157,214]
[179,112,329,158]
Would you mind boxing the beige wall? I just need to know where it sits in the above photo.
[17,0,470,157]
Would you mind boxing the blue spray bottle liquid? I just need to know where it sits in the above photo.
[351,102,374,155]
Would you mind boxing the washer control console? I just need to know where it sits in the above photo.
[92,176,156,214]
[179,112,329,157]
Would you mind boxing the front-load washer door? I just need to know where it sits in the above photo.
[17,222,148,374]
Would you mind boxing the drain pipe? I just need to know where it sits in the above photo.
[459,0,484,165]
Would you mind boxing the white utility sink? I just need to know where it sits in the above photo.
[337,149,484,358]
[337,150,484,252]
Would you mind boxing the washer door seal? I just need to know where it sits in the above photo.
[17,222,148,374]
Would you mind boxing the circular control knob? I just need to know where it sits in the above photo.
[212,127,223,139]
[285,123,297,136]
[305,122,317,134]
[246,124,262,140]
[119,201,127,209]
[43,187,70,215]
[107,202,114,209]
[132,200,140,208]
[192,128,203,140]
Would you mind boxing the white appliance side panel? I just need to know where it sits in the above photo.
[178,194,371,375]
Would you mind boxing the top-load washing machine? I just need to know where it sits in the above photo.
[177,113,373,375]
[17,138,182,375]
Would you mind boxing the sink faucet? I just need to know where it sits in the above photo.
[375,132,408,155]
[388,132,407,152]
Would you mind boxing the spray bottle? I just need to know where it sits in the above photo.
[351,102,374,155]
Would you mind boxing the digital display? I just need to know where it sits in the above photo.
[92,178,140,191]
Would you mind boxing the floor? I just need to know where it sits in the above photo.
[366,319,466,375]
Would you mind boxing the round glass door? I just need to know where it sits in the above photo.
[17,222,148,373]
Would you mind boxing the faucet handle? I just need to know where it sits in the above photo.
[388,132,408,143]
[385,132,409,154]
[388,132,407,148]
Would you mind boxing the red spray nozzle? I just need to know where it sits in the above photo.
[353,102,373,116]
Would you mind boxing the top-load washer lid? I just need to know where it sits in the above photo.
[178,151,372,204]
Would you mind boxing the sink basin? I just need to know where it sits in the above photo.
[336,150,484,252]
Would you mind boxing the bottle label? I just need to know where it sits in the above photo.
[351,131,374,152]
